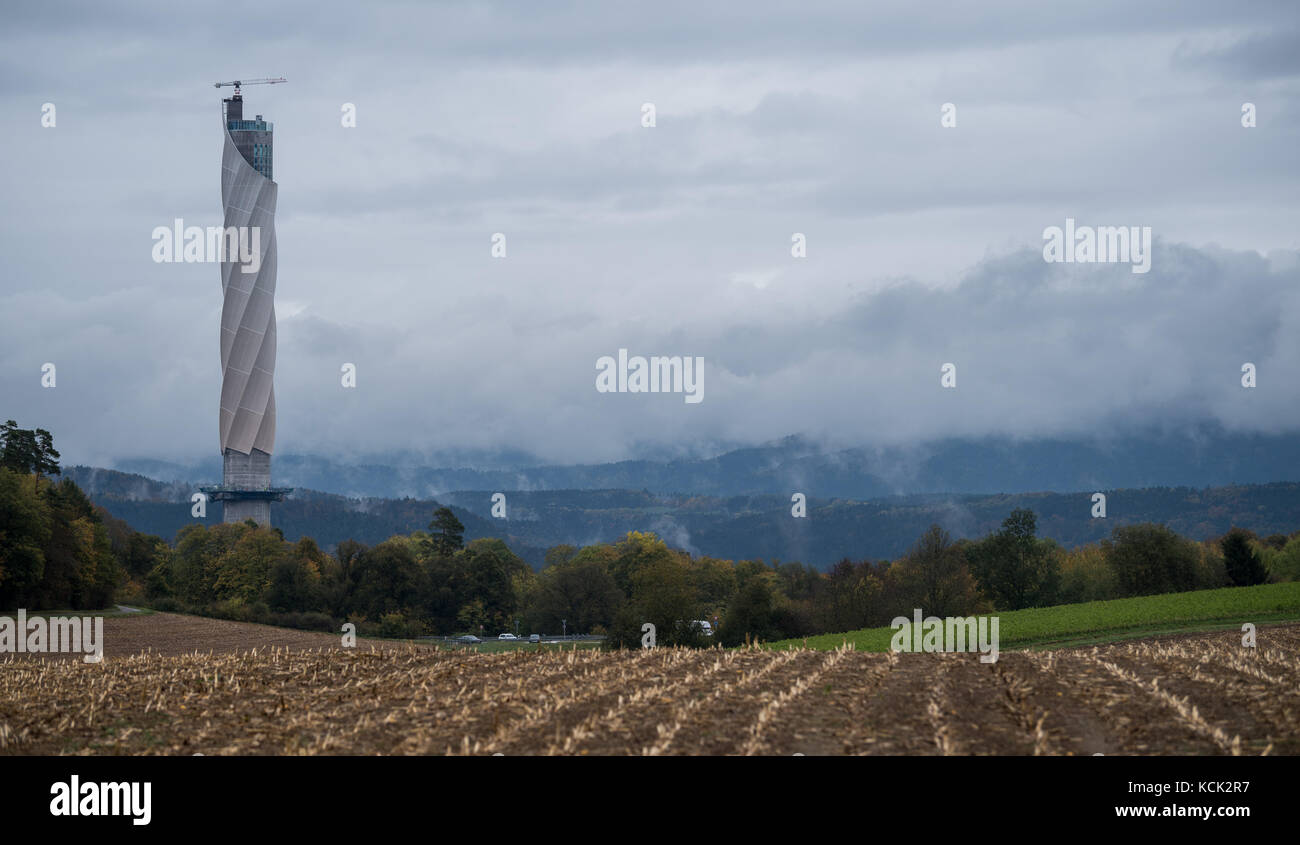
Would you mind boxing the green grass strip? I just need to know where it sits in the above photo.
[767,581,1300,652]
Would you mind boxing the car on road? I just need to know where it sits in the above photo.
[528,634,540,643]
[677,620,714,637]
[455,635,481,644]
[498,633,518,640]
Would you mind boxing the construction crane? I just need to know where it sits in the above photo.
[213,77,287,96]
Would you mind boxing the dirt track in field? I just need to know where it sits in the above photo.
[18,612,413,658]
[2,615,1299,755]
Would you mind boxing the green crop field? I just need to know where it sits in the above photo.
[767,581,1300,652]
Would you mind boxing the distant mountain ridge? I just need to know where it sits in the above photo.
[67,466,1300,570]
[109,427,1300,501]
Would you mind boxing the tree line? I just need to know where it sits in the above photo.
[0,421,123,610]
[2,423,1294,644]
[103,507,1299,645]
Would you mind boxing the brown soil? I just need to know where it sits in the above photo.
[25,611,412,658]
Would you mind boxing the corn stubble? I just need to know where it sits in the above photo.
[3,625,1299,756]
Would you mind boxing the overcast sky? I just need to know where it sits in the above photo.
[2,0,1298,469]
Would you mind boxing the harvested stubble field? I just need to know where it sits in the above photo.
[2,614,1299,755]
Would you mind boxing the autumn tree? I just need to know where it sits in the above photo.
[0,467,51,605]
[718,578,780,646]
[1221,527,1267,587]
[213,526,286,604]
[427,506,465,557]
[349,538,427,621]
[1104,523,1200,597]
[608,553,700,648]
[608,531,674,595]
[966,509,1060,610]
[528,557,622,634]
[896,524,982,618]
[1,421,60,478]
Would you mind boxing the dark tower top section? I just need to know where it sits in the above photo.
[223,93,274,180]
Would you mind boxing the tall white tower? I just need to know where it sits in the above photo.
[203,85,289,525]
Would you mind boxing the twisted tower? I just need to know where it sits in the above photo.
[204,87,289,525]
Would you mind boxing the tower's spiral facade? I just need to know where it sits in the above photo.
[215,93,282,525]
